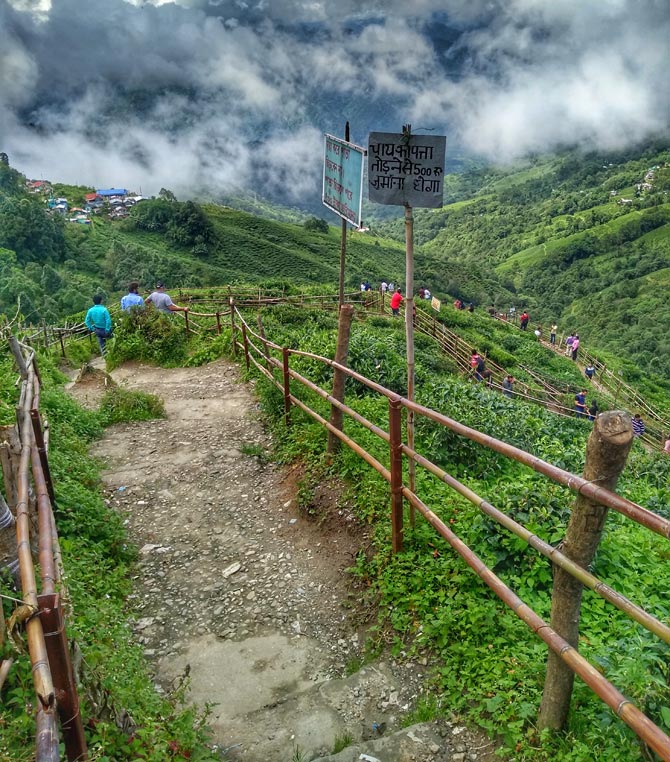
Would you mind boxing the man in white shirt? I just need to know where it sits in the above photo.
[145,282,188,314]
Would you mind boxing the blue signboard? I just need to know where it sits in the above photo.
[322,134,365,227]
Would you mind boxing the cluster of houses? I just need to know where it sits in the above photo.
[26,180,146,224]
[612,165,665,207]
[83,188,147,221]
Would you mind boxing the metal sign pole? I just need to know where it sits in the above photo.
[338,121,350,310]
[404,202,416,514]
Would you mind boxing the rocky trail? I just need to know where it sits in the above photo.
[67,358,496,762]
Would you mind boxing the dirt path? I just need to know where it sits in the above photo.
[70,359,494,762]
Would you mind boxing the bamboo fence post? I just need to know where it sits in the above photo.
[215,312,222,336]
[30,411,55,505]
[0,491,17,577]
[35,706,59,762]
[539,410,634,731]
[241,324,250,370]
[256,314,272,373]
[282,348,291,427]
[8,336,28,380]
[0,425,20,510]
[327,304,354,455]
[15,369,55,713]
[229,298,236,356]
[389,397,404,553]
[58,331,66,359]
[38,594,88,761]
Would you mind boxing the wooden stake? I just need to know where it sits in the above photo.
[327,304,354,454]
[539,410,634,731]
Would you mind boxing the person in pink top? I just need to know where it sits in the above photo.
[571,335,580,361]
[390,288,403,317]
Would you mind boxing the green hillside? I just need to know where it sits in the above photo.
[2,142,670,398]
[373,141,670,379]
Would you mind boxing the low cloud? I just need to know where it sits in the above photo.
[1,0,667,200]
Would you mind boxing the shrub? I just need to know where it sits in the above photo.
[98,387,165,426]
[106,308,189,368]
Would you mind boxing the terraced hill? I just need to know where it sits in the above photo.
[374,141,670,380]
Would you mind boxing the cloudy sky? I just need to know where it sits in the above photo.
[1,0,668,201]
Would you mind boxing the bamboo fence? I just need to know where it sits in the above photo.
[231,306,670,760]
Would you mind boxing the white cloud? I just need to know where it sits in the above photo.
[0,0,667,200]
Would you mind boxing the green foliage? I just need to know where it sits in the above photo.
[127,199,216,255]
[106,308,189,368]
[0,195,66,264]
[98,387,165,426]
[332,732,354,753]
[304,216,330,233]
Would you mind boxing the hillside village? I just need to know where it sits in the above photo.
[26,179,146,223]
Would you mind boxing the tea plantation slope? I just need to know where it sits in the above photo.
[371,144,670,376]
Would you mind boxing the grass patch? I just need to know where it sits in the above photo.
[98,386,165,426]
[333,732,354,753]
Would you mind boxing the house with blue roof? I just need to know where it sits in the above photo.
[96,188,128,197]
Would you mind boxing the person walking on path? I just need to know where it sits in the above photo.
[565,334,574,356]
[574,389,587,418]
[631,414,645,437]
[389,287,403,317]
[571,335,580,361]
[585,363,595,381]
[145,281,188,314]
[664,436,670,454]
[470,350,482,380]
[550,324,557,345]
[502,375,515,398]
[588,399,598,421]
[520,311,529,330]
[121,281,144,311]
[85,294,113,355]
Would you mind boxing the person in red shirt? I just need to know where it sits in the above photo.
[390,288,403,316]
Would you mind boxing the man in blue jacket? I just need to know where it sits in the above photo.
[85,294,113,354]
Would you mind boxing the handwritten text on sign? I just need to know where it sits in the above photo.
[368,132,446,208]
[322,134,365,227]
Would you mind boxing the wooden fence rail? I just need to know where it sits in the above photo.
[232,306,670,761]
[2,339,87,761]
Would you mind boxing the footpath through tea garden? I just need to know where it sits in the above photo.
[69,357,496,762]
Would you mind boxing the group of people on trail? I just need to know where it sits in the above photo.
[574,389,598,420]
[470,349,516,397]
[565,333,581,361]
[453,298,474,312]
[470,350,493,384]
[85,281,186,355]
[417,286,432,300]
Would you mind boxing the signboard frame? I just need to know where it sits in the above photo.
[368,131,446,209]
[322,133,366,228]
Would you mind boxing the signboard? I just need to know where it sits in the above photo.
[322,134,365,227]
[368,132,446,208]
[431,297,441,312]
